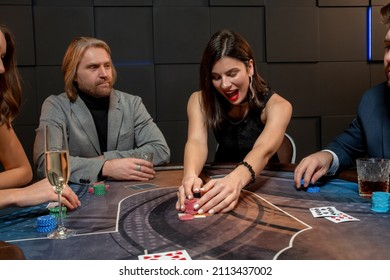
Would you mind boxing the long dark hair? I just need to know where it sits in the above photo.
[0,25,22,128]
[199,29,269,129]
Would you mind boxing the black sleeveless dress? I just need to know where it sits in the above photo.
[213,91,279,163]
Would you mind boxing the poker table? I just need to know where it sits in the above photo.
[1,163,389,260]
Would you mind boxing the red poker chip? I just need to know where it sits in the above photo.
[178,214,194,221]
[184,198,198,213]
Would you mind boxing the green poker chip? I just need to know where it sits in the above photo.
[93,184,107,196]
[49,206,67,218]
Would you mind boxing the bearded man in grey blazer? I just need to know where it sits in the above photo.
[33,37,170,184]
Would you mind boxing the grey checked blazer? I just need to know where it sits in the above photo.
[33,89,170,183]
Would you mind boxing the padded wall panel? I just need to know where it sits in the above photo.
[267,63,320,117]
[318,62,370,115]
[372,5,388,62]
[321,115,356,148]
[153,7,210,63]
[317,0,369,6]
[13,125,36,168]
[0,0,30,3]
[155,64,199,121]
[115,65,156,120]
[0,5,35,65]
[210,7,265,62]
[14,67,38,126]
[265,0,316,7]
[368,0,387,5]
[34,7,94,65]
[370,63,386,87]
[34,0,92,5]
[266,7,319,62]
[95,0,152,6]
[153,0,207,6]
[35,66,63,115]
[158,121,187,163]
[210,0,265,6]
[95,7,154,63]
[158,121,218,164]
[287,118,320,162]
[319,7,367,61]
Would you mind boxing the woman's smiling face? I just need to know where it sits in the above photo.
[211,56,253,105]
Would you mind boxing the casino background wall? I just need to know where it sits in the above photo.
[0,0,388,174]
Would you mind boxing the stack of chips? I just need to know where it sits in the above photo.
[371,192,390,213]
[36,215,57,233]
[300,178,320,193]
[306,186,320,193]
[184,198,198,214]
[49,206,67,219]
[93,183,107,196]
[178,198,199,221]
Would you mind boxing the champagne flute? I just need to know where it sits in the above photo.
[44,123,76,239]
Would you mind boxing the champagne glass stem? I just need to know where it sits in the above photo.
[57,189,64,231]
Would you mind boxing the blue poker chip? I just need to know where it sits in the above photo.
[36,225,56,233]
[306,186,320,193]
[371,192,390,213]
[37,215,57,227]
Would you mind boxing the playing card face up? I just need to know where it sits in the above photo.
[324,211,360,223]
[138,250,192,260]
[309,206,339,218]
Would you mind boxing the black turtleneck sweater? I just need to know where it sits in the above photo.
[77,89,109,153]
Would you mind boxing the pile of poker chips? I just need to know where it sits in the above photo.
[300,178,320,193]
[371,192,390,213]
[49,206,67,219]
[88,183,109,196]
[36,215,57,233]
[178,198,203,221]
[306,186,320,193]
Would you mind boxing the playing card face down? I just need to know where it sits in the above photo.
[138,250,192,260]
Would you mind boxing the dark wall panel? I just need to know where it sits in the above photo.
[210,7,266,62]
[158,121,187,164]
[14,67,38,126]
[266,7,319,62]
[115,65,156,119]
[210,0,264,6]
[317,0,369,6]
[155,64,199,121]
[287,118,320,161]
[34,7,94,65]
[371,63,386,87]
[266,0,316,7]
[153,7,210,64]
[95,7,154,63]
[372,5,388,61]
[36,66,63,113]
[267,63,319,117]
[319,7,367,61]
[95,0,151,6]
[0,5,34,65]
[321,115,356,148]
[319,62,370,116]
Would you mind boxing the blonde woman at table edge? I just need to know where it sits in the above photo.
[176,30,292,215]
[0,25,80,209]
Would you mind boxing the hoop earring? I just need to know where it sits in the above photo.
[249,76,255,100]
